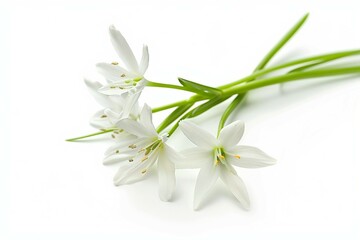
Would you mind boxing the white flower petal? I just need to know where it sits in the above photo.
[84,79,110,108]
[177,147,211,169]
[104,137,149,156]
[96,62,134,83]
[115,118,151,137]
[104,109,122,123]
[113,149,158,185]
[179,121,218,148]
[193,161,220,210]
[103,154,134,165]
[109,25,139,73]
[121,91,141,119]
[139,44,149,75]
[157,148,175,201]
[226,145,276,168]
[219,120,244,148]
[98,84,133,96]
[89,109,115,129]
[139,104,157,136]
[219,166,250,210]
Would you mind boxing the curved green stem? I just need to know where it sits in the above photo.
[151,99,189,113]
[254,13,309,72]
[224,66,360,96]
[217,94,246,137]
[219,49,360,90]
[66,129,115,142]
[152,49,360,113]
[216,13,310,133]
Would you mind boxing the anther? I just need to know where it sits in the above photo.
[234,155,241,159]
[141,169,147,174]
[128,144,137,149]
[141,156,148,162]
[111,62,119,65]
[145,148,151,156]
[115,150,120,154]
[111,134,115,139]
[128,159,133,162]
[121,74,126,77]
[100,114,107,118]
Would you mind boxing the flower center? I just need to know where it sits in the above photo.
[109,77,144,90]
[214,148,226,166]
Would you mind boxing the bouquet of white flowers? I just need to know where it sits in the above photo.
[68,13,360,210]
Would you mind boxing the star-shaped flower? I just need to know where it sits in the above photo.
[179,120,276,210]
[97,25,149,95]
[105,104,181,201]
[84,79,140,141]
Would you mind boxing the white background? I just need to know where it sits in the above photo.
[1,0,360,239]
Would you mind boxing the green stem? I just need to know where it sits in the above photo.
[152,49,360,112]
[219,49,360,89]
[167,96,230,136]
[156,102,194,132]
[254,13,309,72]
[224,66,360,96]
[217,94,246,137]
[151,99,189,113]
[66,129,115,142]
[217,13,310,133]
[147,81,196,93]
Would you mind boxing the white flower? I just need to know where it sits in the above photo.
[84,79,140,138]
[179,120,276,210]
[104,104,181,201]
[97,25,149,95]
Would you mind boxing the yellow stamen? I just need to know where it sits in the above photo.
[128,144,137,149]
[111,62,119,65]
[234,155,241,159]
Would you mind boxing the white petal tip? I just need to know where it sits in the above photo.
[113,178,124,186]
[242,204,250,211]
[159,194,172,202]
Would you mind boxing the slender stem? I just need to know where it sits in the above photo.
[156,102,194,133]
[217,94,246,137]
[66,129,115,142]
[167,96,230,136]
[147,81,195,93]
[217,13,310,133]
[152,49,360,112]
[219,50,360,90]
[223,66,360,96]
[254,13,309,72]
[151,99,189,113]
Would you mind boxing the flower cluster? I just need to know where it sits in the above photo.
[81,25,275,209]
[69,14,360,210]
